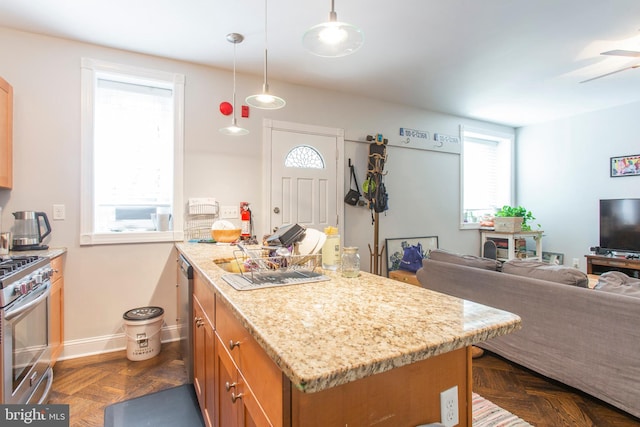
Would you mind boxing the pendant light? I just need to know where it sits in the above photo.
[220,33,249,136]
[246,0,286,109]
[303,0,364,57]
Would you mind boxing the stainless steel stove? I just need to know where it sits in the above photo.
[0,255,54,404]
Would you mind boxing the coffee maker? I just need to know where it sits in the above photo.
[12,211,52,251]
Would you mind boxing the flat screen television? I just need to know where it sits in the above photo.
[600,198,640,254]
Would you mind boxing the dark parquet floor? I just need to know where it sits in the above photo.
[473,351,640,427]
[49,342,640,426]
[49,341,187,427]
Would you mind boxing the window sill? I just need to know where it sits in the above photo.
[459,223,481,230]
[80,230,184,245]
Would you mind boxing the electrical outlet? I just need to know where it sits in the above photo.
[220,205,239,219]
[52,204,65,220]
[440,385,459,427]
[572,258,580,269]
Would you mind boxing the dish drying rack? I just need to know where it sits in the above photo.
[184,198,219,240]
[221,245,329,291]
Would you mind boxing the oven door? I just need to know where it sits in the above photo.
[2,282,52,404]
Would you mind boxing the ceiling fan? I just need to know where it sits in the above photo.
[580,50,640,83]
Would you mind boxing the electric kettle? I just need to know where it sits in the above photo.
[12,211,52,251]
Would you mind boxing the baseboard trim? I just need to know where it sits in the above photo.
[57,325,181,361]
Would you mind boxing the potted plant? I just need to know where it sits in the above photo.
[494,205,537,231]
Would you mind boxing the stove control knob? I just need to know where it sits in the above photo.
[20,283,27,295]
[34,273,43,285]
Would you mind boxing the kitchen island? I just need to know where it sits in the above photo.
[176,242,521,427]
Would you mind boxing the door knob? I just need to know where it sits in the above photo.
[273,207,280,214]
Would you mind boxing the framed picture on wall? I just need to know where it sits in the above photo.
[385,236,438,275]
[610,154,640,177]
[542,251,564,265]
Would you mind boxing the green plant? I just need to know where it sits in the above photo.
[495,205,538,231]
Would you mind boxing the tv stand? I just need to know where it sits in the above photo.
[585,255,640,278]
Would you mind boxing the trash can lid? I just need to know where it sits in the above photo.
[123,306,164,321]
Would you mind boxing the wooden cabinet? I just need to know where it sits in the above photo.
[215,297,285,427]
[0,76,13,189]
[193,273,216,427]
[585,255,640,278]
[214,334,272,427]
[191,269,471,427]
[49,255,65,365]
[388,269,421,286]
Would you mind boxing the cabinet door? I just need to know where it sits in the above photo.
[49,256,65,365]
[215,336,240,427]
[215,335,272,427]
[193,298,214,427]
[0,76,13,189]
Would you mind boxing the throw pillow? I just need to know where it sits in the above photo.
[594,271,640,298]
[502,259,589,287]
[428,249,501,271]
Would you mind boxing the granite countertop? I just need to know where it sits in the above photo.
[177,242,521,393]
[8,247,66,259]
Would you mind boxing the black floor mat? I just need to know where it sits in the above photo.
[104,384,204,427]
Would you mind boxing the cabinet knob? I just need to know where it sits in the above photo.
[229,340,241,350]
[231,392,244,403]
[225,381,237,391]
[194,317,204,328]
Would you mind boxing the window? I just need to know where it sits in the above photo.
[284,145,325,169]
[80,58,184,244]
[460,126,514,228]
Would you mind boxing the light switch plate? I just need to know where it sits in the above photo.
[220,205,239,219]
[53,204,65,220]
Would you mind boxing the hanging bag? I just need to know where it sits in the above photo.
[398,243,424,272]
[344,161,362,206]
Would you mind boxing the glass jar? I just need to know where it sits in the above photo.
[341,247,360,278]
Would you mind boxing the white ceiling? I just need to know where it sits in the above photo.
[2,0,640,127]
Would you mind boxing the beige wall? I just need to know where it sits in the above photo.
[0,26,513,358]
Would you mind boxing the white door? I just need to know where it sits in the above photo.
[263,120,344,235]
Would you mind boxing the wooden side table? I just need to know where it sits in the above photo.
[389,269,421,286]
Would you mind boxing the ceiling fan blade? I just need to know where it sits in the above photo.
[580,64,640,83]
[601,49,640,57]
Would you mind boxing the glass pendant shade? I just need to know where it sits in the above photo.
[303,3,363,57]
[246,83,286,110]
[220,117,249,136]
[246,0,286,110]
[220,32,249,136]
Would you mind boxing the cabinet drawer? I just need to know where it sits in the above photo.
[194,272,215,324]
[50,255,64,283]
[389,269,420,286]
[215,296,284,426]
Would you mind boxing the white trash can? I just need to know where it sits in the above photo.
[123,306,164,361]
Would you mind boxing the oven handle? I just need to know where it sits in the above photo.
[4,282,51,321]
[35,367,54,404]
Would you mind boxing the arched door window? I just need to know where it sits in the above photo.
[284,145,325,169]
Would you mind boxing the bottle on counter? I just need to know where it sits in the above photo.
[322,226,340,270]
[341,246,360,278]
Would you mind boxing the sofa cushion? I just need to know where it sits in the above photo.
[594,271,640,298]
[502,259,589,287]
[428,249,501,271]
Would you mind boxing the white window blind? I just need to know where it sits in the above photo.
[460,127,514,227]
[80,58,185,245]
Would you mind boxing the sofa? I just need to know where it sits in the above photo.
[416,249,640,418]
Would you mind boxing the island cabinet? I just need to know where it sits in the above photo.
[181,243,519,427]
[49,254,65,365]
[214,295,288,427]
[0,76,13,189]
[193,272,216,427]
